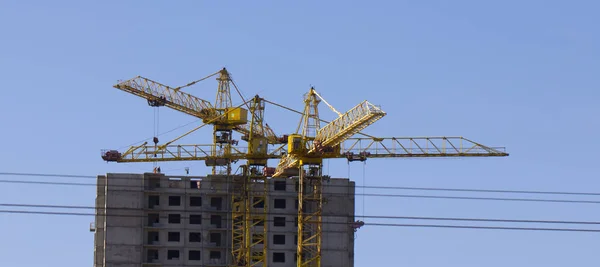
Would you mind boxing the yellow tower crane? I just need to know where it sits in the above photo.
[102,68,509,267]
[102,68,282,266]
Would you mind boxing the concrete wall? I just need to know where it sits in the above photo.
[322,179,355,267]
[93,175,106,267]
[103,173,144,267]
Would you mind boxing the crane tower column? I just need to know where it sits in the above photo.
[297,160,324,267]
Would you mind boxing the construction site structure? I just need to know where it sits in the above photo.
[101,67,509,267]
[92,173,355,267]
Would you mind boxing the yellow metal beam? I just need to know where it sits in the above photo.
[115,144,286,163]
[341,137,509,158]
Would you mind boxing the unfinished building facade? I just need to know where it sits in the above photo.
[92,172,355,267]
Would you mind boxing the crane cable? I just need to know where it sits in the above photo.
[152,106,160,171]
[362,161,366,220]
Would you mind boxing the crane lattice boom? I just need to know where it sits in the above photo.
[273,99,386,177]
[114,74,283,144]
[115,76,216,119]
[315,101,385,147]
[110,137,507,163]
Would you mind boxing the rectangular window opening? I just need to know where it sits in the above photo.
[168,231,180,242]
[211,215,222,228]
[274,198,286,209]
[210,250,221,259]
[168,196,181,206]
[147,213,159,226]
[190,196,202,207]
[190,214,202,225]
[189,232,202,242]
[211,197,223,210]
[147,249,158,262]
[274,180,286,191]
[210,232,222,246]
[273,234,286,245]
[189,250,201,261]
[190,179,202,189]
[274,216,286,227]
[273,252,285,263]
[168,214,181,224]
[167,250,180,260]
[147,231,159,244]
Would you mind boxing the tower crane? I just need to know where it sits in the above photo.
[102,68,509,267]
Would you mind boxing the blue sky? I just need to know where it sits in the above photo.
[1,0,599,266]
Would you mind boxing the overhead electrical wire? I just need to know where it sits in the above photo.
[3,172,600,233]
[3,203,600,226]
[2,179,600,205]
[2,172,600,197]
[2,209,600,233]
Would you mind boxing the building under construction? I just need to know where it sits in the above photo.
[92,173,356,267]
[96,67,508,267]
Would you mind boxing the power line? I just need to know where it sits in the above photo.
[2,172,600,197]
[2,209,600,233]
[3,203,600,226]
[2,178,600,205]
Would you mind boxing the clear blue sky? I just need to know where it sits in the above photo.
[1,1,599,266]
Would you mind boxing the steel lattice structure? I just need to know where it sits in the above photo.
[101,68,509,267]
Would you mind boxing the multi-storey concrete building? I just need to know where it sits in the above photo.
[92,172,355,267]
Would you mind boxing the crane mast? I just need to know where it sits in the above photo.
[232,95,270,266]
[102,68,509,267]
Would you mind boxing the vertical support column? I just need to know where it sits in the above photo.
[248,164,268,267]
[297,161,323,267]
[231,169,247,266]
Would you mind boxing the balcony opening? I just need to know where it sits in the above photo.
[147,213,159,226]
[210,250,221,260]
[210,232,222,246]
[147,231,159,244]
[148,195,159,209]
[146,249,158,262]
